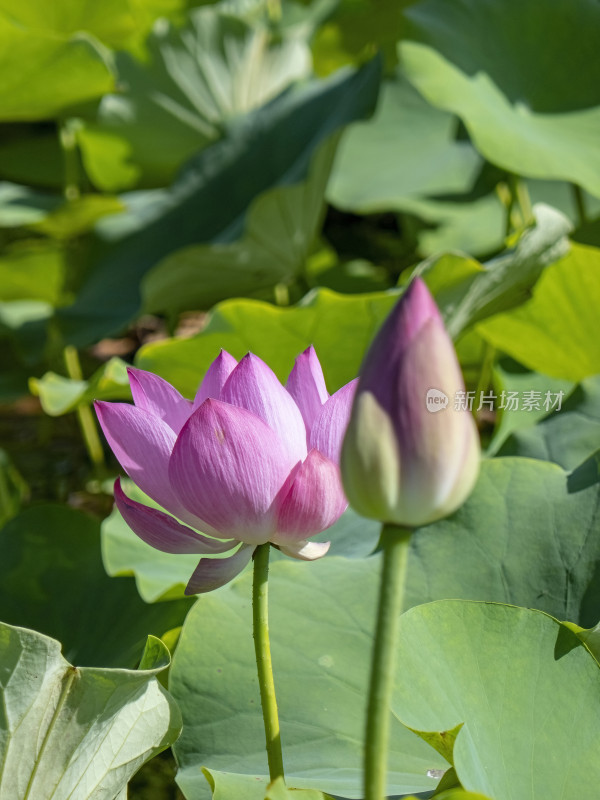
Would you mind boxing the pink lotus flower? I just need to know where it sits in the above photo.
[95,348,356,594]
[341,278,480,528]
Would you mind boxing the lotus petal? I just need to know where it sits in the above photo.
[114,477,236,554]
[386,317,480,525]
[169,399,296,544]
[286,345,329,436]
[194,349,238,409]
[185,544,255,595]
[273,450,347,542]
[222,353,307,463]
[310,379,358,464]
[278,540,331,560]
[95,400,184,517]
[128,367,192,434]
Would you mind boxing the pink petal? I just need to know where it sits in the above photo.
[309,379,358,464]
[273,449,347,543]
[222,353,307,463]
[278,540,331,560]
[358,278,442,412]
[185,544,255,595]
[95,400,183,516]
[114,477,237,554]
[128,367,192,434]
[387,317,479,525]
[169,399,297,544]
[285,346,329,436]
[193,350,238,409]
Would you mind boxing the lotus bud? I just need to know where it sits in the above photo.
[341,278,480,528]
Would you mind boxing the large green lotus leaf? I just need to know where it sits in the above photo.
[0,335,43,401]
[203,772,490,800]
[327,75,481,213]
[311,0,411,75]
[58,56,382,346]
[102,480,201,603]
[0,128,65,189]
[394,601,600,799]
[79,5,311,191]
[527,180,600,228]
[0,0,138,49]
[0,182,62,227]
[33,194,125,239]
[432,793,491,800]
[405,192,506,259]
[0,300,53,369]
[0,623,181,800]
[0,505,193,667]
[0,15,114,121]
[171,456,600,798]
[0,448,27,528]
[201,770,269,800]
[0,242,66,305]
[265,777,334,800]
[567,603,600,665]
[402,178,588,260]
[567,450,600,494]
[136,205,569,398]
[206,770,488,800]
[415,203,572,338]
[0,0,189,51]
[402,179,598,262]
[489,362,599,469]
[30,356,131,416]
[486,360,574,457]
[400,0,600,196]
[477,242,600,381]
[141,137,336,315]
[496,376,600,469]
[406,457,600,627]
[170,556,448,800]
[102,478,381,603]
[136,287,399,396]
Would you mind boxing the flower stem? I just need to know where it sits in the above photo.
[503,173,533,235]
[572,183,588,226]
[364,524,412,800]
[63,345,105,470]
[252,543,285,783]
[266,0,281,23]
[58,118,80,202]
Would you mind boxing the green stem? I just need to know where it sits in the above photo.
[364,525,412,800]
[252,543,285,783]
[474,342,496,419]
[515,177,533,227]
[273,283,290,306]
[63,346,105,469]
[572,183,588,227]
[266,0,281,23]
[58,119,80,202]
[504,174,534,235]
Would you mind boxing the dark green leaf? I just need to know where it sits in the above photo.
[58,56,382,346]
[400,0,600,194]
[0,504,194,667]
